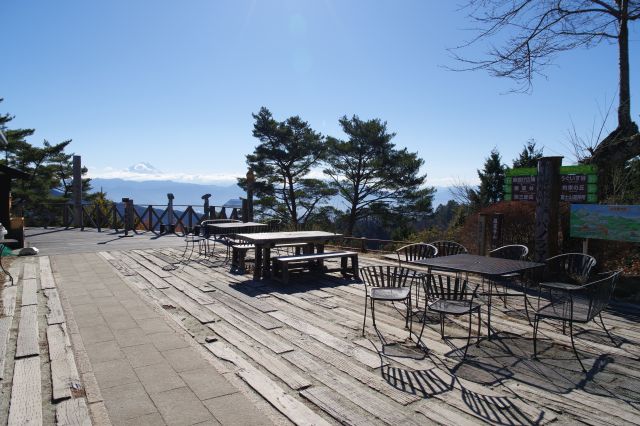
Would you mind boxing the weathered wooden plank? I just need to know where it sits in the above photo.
[0,316,12,380]
[48,324,82,401]
[213,290,283,330]
[161,287,217,324]
[269,311,380,368]
[8,356,42,426]
[21,278,38,307]
[22,263,36,280]
[205,341,332,426]
[2,285,17,316]
[16,305,39,358]
[56,398,92,426]
[128,251,173,278]
[207,304,293,354]
[136,267,170,290]
[164,275,215,305]
[213,322,311,390]
[414,400,477,426]
[268,292,360,332]
[285,351,419,425]
[39,256,57,289]
[300,386,373,426]
[45,289,65,325]
[278,328,420,405]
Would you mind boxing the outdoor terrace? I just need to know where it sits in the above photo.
[1,228,639,425]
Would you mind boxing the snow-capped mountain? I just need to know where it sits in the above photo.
[127,162,161,174]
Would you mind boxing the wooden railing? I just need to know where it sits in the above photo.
[28,202,243,234]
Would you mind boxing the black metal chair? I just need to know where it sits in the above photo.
[395,243,438,266]
[429,241,468,257]
[533,270,621,371]
[418,272,481,359]
[360,266,423,339]
[489,244,529,308]
[542,253,596,285]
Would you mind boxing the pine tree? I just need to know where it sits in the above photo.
[478,148,506,206]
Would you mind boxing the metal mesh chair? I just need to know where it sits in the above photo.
[418,272,481,359]
[533,270,621,371]
[542,253,596,285]
[395,243,438,266]
[360,265,423,339]
[429,241,468,257]
[489,244,529,308]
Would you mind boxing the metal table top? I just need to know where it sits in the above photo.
[414,253,544,276]
[206,222,266,230]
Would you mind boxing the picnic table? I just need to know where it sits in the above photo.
[235,231,342,280]
[413,253,544,339]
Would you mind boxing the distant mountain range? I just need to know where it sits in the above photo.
[89,178,244,207]
[88,178,454,209]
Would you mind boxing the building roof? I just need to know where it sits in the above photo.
[0,164,30,180]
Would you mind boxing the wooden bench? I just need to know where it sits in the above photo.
[271,251,359,284]
[231,242,312,274]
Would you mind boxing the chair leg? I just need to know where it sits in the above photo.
[597,313,616,345]
[533,316,540,358]
[477,309,482,343]
[440,313,445,338]
[463,310,473,359]
[569,320,586,372]
[362,296,368,336]
[371,298,377,328]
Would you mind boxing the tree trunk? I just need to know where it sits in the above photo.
[590,2,638,166]
[618,0,632,130]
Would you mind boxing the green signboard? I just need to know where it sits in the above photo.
[504,165,598,203]
[570,204,640,242]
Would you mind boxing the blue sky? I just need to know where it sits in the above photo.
[2,1,639,187]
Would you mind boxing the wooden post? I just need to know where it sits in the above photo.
[241,198,249,223]
[534,156,563,262]
[202,194,211,221]
[490,213,503,249]
[121,198,130,236]
[167,193,175,233]
[477,213,489,255]
[246,169,255,222]
[0,175,10,233]
[73,155,83,229]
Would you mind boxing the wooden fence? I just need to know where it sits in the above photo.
[30,202,243,234]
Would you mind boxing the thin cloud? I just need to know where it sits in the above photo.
[87,166,242,184]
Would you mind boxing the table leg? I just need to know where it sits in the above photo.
[262,246,271,279]
[316,243,325,270]
[253,245,263,280]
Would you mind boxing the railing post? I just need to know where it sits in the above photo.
[148,205,154,232]
[73,155,83,229]
[96,205,102,232]
[202,194,211,221]
[112,203,118,231]
[360,237,367,253]
[167,193,175,233]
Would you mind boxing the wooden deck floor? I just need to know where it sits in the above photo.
[98,246,640,425]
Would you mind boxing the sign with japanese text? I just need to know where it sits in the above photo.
[504,165,597,203]
[570,204,640,242]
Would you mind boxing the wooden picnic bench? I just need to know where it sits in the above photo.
[271,251,359,284]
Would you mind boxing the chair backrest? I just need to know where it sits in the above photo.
[359,265,422,289]
[424,272,476,301]
[544,253,596,285]
[489,244,528,261]
[395,243,437,264]
[581,270,621,322]
[429,241,468,257]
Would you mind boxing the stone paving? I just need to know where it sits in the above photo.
[52,251,275,425]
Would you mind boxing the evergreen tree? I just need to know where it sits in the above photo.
[512,140,543,168]
[324,115,433,236]
[241,107,335,228]
[478,148,506,206]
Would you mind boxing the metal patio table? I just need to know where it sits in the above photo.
[413,254,544,339]
[234,231,342,280]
